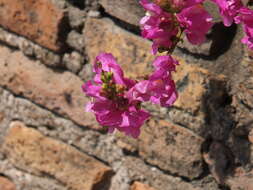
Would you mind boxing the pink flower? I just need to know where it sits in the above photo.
[235,7,253,27]
[82,53,150,138]
[82,80,103,99]
[140,0,213,53]
[235,7,253,49]
[127,56,178,107]
[211,0,242,26]
[87,99,150,138]
[92,53,125,85]
[140,0,179,54]
[241,26,253,49]
[176,4,213,44]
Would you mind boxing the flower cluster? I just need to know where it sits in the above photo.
[82,53,177,138]
[140,0,253,53]
[126,56,178,107]
[140,0,213,54]
[82,0,253,138]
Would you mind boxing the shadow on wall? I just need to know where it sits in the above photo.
[200,79,252,186]
[178,23,237,60]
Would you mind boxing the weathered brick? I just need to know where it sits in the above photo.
[0,159,68,190]
[0,177,16,190]
[130,182,156,190]
[140,119,204,179]
[0,0,68,52]
[118,119,204,179]
[232,78,253,134]
[171,63,228,136]
[0,46,97,129]
[99,0,145,26]
[173,63,226,114]
[121,157,214,190]
[2,121,113,190]
[0,27,61,67]
[84,17,154,79]
[0,87,123,172]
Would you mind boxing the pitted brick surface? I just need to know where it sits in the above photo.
[2,121,113,190]
[0,0,68,52]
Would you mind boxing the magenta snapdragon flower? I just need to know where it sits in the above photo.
[127,55,178,107]
[85,99,150,138]
[140,0,179,54]
[241,25,253,50]
[82,53,150,138]
[140,0,213,54]
[176,4,213,44]
[235,7,253,50]
[211,0,242,26]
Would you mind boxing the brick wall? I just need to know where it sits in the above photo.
[0,0,252,190]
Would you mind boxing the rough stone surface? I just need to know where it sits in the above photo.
[0,46,97,129]
[0,0,69,52]
[68,6,86,30]
[0,177,16,190]
[173,63,226,114]
[2,122,113,190]
[87,10,101,18]
[0,87,123,167]
[67,30,85,52]
[84,0,100,11]
[174,25,244,82]
[230,77,253,166]
[78,62,94,81]
[170,63,228,136]
[63,51,84,73]
[118,119,204,179]
[0,160,67,190]
[99,0,145,26]
[84,17,154,79]
[140,120,204,179]
[0,27,61,67]
[120,157,218,190]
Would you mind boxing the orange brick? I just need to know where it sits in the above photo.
[0,0,68,52]
[3,121,113,190]
[130,182,156,190]
[0,177,16,190]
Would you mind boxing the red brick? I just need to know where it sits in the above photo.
[0,0,67,52]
